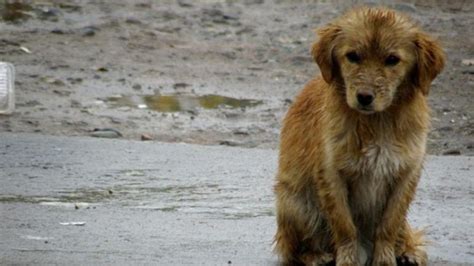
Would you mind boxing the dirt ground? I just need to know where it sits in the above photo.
[0,0,473,155]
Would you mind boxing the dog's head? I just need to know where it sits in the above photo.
[312,7,445,114]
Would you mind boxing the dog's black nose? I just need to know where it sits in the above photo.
[357,91,374,106]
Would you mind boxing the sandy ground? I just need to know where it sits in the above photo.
[0,0,473,155]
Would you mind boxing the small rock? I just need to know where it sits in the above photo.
[461,59,474,66]
[96,67,108,72]
[58,3,81,12]
[461,66,474,75]
[243,0,264,4]
[132,84,142,90]
[177,0,193,8]
[81,26,98,37]
[51,28,65,34]
[202,8,239,25]
[442,149,461,155]
[219,140,241,147]
[125,17,142,24]
[60,222,86,226]
[173,82,190,89]
[141,134,153,141]
[38,7,60,20]
[91,128,122,138]
[67,77,83,84]
[185,109,197,115]
[233,129,249,136]
[135,2,152,8]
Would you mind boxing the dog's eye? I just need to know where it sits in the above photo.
[385,55,400,66]
[346,52,361,63]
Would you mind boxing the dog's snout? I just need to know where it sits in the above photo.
[357,91,374,106]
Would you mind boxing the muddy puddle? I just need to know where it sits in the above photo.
[0,182,274,218]
[105,94,263,112]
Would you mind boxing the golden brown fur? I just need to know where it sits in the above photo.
[274,7,445,266]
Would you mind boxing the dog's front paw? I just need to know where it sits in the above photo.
[336,241,359,266]
[372,241,396,266]
[396,248,427,266]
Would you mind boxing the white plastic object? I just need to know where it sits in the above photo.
[0,62,15,114]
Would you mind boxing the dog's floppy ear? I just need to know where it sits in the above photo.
[413,33,445,95]
[312,24,341,83]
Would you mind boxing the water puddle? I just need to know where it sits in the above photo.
[105,94,263,112]
[0,189,114,205]
[0,1,80,23]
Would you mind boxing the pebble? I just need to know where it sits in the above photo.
[233,129,249,136]
[442,149,461,155]
[173,82,190,89]
[81,26,98,37]
[202,8,239,25]
[219,140,241,147]
[91,128,122,138]
[461,66,474,75]
[177,0,193,8]
[141,134,153,141]
[461,59,474,66]
[38,7,60,20]
[132,84,142,90]
[125,17,142,25]
[51,28,65,34]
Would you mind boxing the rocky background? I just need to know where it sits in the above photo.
[0,0,472,155]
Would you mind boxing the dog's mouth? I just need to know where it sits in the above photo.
[356,106,376,115]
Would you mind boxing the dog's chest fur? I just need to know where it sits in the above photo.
[349,141,401,216]
[335,125,410,235]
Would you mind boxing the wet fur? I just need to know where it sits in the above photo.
[274,7,444,266]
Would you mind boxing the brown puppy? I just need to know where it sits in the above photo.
[274,7,444,266]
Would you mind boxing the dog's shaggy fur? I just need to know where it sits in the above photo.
[274,7,445,266]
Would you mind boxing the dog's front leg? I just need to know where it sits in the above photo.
[372,167,422,266]
[315,168,359,266]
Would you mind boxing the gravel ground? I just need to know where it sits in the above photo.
[0,0,473,155]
